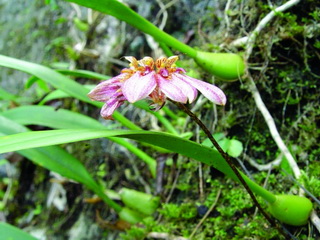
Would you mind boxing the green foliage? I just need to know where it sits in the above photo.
[301,164,320,197]
[0,126,279,205]
[122,177,283,239]
[202,134,244,158]
[120,226,146,240]
[200,179,280,239]
[160,202,197,220]
[0,222,37,240]
[120,188,160,216]
[73,17,89,32]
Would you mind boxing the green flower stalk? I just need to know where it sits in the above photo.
[64,0,246,80]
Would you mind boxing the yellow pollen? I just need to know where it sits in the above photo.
[139,56,154,68]
[165,56,179,68]
[124,56,139,69]
[155,57,167,70]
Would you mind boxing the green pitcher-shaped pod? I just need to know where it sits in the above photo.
[120,188,160,216]
[268,195,313,226]
[118,207,144,224]
[194,51,246,81]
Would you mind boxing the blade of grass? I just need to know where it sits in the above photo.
[0,128,276,203]
[1,105,156,176]
[0,222,38,240]
[0,115,122,212]
[56,69,110,80]
[0,87,18,101]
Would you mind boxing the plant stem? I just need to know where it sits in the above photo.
[172,101,290,239]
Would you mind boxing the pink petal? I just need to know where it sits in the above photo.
[156,75,188,103]
[177,74,227,105]
[171,74,198,103]
[100,98,124,120]
[88,76,122,102]
[122,72,157,103]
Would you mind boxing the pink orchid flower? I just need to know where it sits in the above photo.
[88,56,226,119]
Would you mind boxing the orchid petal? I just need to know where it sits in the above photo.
[122,71,157,103]
[178,74,227,105]
[171,74,198,103]
[88,76,123,102]
[157,75,188,103]
[100,98,124,120]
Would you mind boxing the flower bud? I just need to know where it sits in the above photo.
[194,51,246,81]
[268,195,313,226]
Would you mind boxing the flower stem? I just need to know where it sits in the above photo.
[172,101,290,238]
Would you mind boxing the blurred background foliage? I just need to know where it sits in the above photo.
[0,0,319,239]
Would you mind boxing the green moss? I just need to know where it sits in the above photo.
[159,202,197,220]
[301,163,320,197]
[120,225,147,240]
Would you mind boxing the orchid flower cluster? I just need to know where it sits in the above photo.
[88,56,227,119]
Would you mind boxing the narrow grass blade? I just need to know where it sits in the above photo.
[0,128,276,203]
[0,222,38,240]
[1,105,156,176]
[0,116,122,212]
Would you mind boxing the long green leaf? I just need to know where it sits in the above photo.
[0,222,38,240]
[56,69,110,80]
[0,54,139,130]
[0,128,276,203]
[0,116,122,212]
[0,115,96,191]
[2,106,103,129]
[0,87,18,101]
[1,105,156,176]
[38,85,94,105]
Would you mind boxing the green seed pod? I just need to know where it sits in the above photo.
[269,195,313,226]
[194,51,246,81]
[118,207,144,224]
[120,188,160,216]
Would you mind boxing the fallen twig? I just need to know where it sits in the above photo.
[147,232,189,240]
[243,153,283,171]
